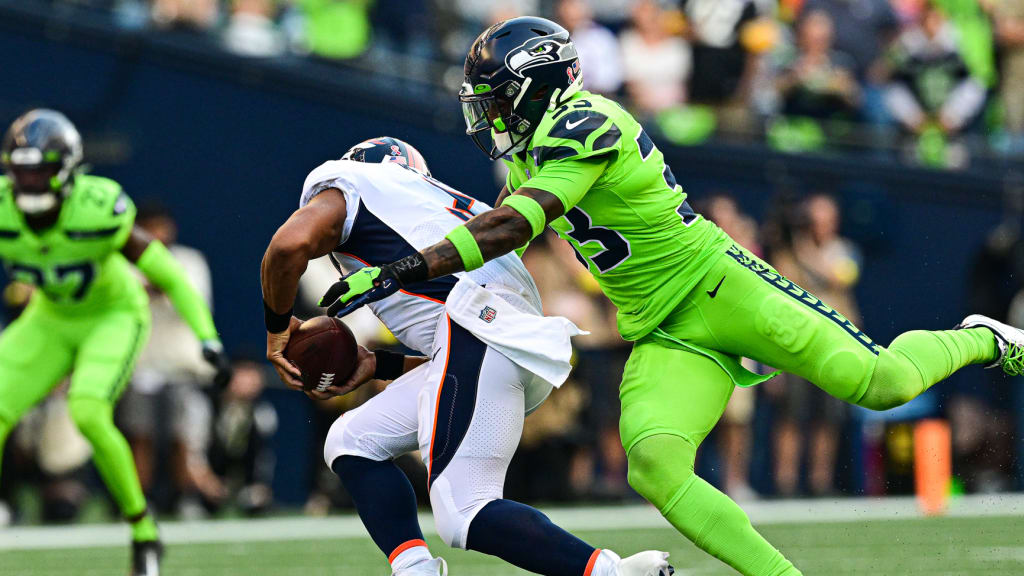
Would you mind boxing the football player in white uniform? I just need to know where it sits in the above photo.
[261,137,673,576]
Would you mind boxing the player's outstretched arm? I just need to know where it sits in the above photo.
[320,187,564,317]
[320,158,605,316]
[261,189,346,390]
[124,226,232,386]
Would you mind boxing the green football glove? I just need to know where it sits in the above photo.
[319,265,401,317]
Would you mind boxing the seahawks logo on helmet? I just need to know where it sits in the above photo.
[504,33,578,78]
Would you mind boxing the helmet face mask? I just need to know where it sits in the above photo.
[8,165,62,215]
[1,109,83,220]
[460,18,584,160]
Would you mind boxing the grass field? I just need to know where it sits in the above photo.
[1,499,1022,575]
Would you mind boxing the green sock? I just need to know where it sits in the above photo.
[859,328,997,410]
[130,512,159,542]
[67,397,156,541]
[629,434,801,576]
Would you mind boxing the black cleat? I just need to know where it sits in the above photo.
[131,540,163,576]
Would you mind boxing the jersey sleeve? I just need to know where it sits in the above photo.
[300,160,361,245]
[519,158,607,213]
[64,176,136,251]
[523,106,623,211]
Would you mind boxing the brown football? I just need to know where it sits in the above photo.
[284,316,359,393]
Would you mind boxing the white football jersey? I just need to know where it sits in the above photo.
[300,160,541,356]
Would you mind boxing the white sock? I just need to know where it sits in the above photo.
[390,540,432,572]
[589,549,622,576]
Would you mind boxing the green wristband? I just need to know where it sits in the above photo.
[502,194,547,239]
[445,225,485,271]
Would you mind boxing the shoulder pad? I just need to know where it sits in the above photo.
[532,100,623,167]
[63,175,135,237]
[0,177,20,237]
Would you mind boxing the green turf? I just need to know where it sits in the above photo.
[1,515,1022,575]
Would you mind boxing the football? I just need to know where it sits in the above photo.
[284,316,359,393]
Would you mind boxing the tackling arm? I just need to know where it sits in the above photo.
[320,158,606,317]
[123,226,232,385]
[420,187,563,277]
[124,227,219,342]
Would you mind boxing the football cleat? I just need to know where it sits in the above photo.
[617,550,674,576]
[957,314,1024,376]
[393,557,448,576]
[131,539,163,576]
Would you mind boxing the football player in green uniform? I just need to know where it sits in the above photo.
[0,110,231,576]
[317,18,1024,576]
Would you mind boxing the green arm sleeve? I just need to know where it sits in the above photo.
[136,240,219,342]
[521,157,607,213]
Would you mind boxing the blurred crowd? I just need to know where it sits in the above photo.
[41,0,1024,167]
[4,189,1021,526]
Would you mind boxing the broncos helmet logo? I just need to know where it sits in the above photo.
[505,33,578,77]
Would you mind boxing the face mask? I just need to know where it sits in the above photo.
[15,192,59,215]
[493,129,528,156]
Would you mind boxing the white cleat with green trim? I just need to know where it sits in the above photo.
[958,314,1024,376]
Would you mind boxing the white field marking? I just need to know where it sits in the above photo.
[1,494,1022,551]
[970,547,1024,562]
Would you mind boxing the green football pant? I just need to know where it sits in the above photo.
[621,244,997,576]
[0,301,153,536]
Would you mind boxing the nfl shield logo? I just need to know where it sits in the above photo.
[479,306,497,323]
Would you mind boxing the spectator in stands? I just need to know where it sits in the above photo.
[884,5,986,147]
[700,194,762,501]
[298,0,374,60]
[768,194,861,496]
[992,0,1024,151]
[775,10,860,121]
[207,358,277,516]
[120,205,219,512]
[620,0,692,114]
[151,0,219,30]
[224,0,286,57]
[801,0,899,81]
[679,0,762,109]
[556,0,624,95]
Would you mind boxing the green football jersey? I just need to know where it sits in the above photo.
[505,91,730,341]
[0,174,147,316]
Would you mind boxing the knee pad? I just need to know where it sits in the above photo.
[858,349,923,411]
[430,473,496,549]
[67,397,114,440]
[627,434,698,513]
[817,349,869,402]
[323,413,410,468]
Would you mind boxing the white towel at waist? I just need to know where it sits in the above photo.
[444,278,587,388]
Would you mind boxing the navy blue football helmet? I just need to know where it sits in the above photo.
[459,17,583,159]
[341,136,430,176]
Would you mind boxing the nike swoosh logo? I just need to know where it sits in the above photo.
[707,276,726,299]
[564,117,588,130]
